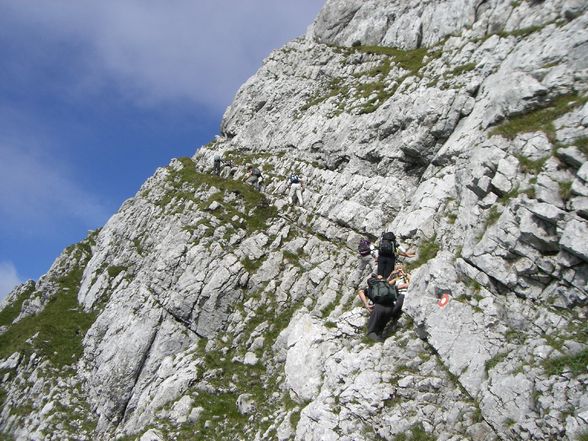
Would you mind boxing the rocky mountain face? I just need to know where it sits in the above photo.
[1,0,587,440]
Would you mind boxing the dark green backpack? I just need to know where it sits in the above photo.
[368,278,398,304]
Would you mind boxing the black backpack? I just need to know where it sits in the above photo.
[252,168,262,177]
[368,278,397,304]
[379,232,396,258]
[358,238,371,256]
[290,174,300,184]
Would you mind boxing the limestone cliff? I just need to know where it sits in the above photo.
[1,0,587,440]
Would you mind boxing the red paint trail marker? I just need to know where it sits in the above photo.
[437,293,451,309]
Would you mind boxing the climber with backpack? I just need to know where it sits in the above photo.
[212,154,223,175]
[357,274,405,342]
[354,236,377,285]
[376,231,415,279]
[287,172,304,206]
[245,166,263,191]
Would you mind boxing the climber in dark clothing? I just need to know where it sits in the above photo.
[357,274,408,342]
[212,154,222,175]
[376,232,415,279]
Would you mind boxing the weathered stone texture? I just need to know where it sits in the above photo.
[1,0,587,440]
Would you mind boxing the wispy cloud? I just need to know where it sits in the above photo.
[0,118,109,232]
[0,0,323,283]
[0,261,22,300]
[0,0,323,111]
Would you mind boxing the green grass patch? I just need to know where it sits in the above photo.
[361,57,392,78]
[0,283,36,328]
[556,136,588,159]
[454,245,463,260]
[0,246,97,368]
[466,278,483,299]
[559,180,573,202]
[543,348,588,376]
[351,45,430,114]
[521,186,536,199]
[221,150,275,167]
[354,45,429,76]
[107,265,127,279]
[289,407,302,431]
[11,402,33,417]
[184,219,214,237]
[355,78,404,114]
[490,94,587,141]
[300,44,434,116]
[282,250,303,268]
[394,424,436,441]
[486,205,502,227]
[241,257,263,273]
[405,235,440,271]
[133,238,145,256]
[498,185,523,205]
[0,386,7,408]
[499,24,545,39]
[485,352,509,373]
[472,405,484,423]
[300,77,350,112]
[0,231,97,368]
[183,296,305,440]
[567,321,588,345]
[545,335,565,352]
[321,288,343,320]
[115,432,146,441]
[188,390,248,440]
[515,154,549,175]
[159,157,277,233]
[477,205,502,242]
[75,229,99,256]
[505,329,526,344]
[574,137,588,156]
[450,62,477,76]
[49,400,98,437]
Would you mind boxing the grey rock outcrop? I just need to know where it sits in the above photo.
[1,0,587,440]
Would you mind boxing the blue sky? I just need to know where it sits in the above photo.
[0,0,324,299]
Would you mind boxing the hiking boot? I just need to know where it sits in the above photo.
[367,332,384,343]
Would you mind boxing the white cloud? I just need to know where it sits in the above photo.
[0,0,324,111]
[0,261,22,301]
[0,0,324,285]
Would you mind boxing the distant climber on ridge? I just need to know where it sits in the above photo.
[357,273,408,342]
[376,232,415,279]
[245,166,263,191]
[212,154,223,175]
[287,172,304,206]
